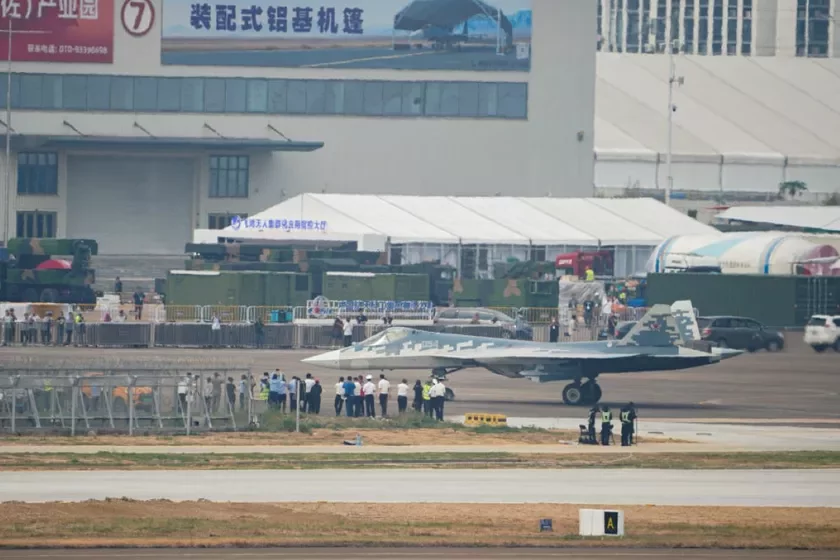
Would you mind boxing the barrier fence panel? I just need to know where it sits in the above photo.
[1,367,251,435]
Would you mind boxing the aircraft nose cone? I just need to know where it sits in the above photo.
[302,349,343,369]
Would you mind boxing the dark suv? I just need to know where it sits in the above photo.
[698,316,784,352]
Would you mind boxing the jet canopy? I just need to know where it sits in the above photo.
[360,327,413,347]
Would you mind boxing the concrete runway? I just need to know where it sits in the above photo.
[4,338,837,423]
[160,44,530,71]
[2,550,838,559]
[3,469,838,507]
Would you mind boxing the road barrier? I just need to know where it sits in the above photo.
[463,413,507,427]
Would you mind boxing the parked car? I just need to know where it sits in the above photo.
[598,320,636,341]
[803,315,840,352]
[698,316,784,352]
[434,307,533,340]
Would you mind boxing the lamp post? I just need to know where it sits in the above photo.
[664,38,683,207]
[3,18,11,245]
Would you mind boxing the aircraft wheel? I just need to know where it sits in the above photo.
[562,383,586,406]
[445,388,455,401]
[580,381,602,406]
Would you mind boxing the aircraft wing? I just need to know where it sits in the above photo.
[437,347,640,362]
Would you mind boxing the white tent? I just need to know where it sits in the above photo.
[193,194,719,276]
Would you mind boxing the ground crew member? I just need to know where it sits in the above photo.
[335,376,345,416]
[422,380,432,417]
[587,405,598,443]
[620,405,632,446]
[584,266,595,281]
[600,406,613,446]
[627,402,638,445]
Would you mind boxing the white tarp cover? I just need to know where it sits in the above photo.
[716,206,840,232]
[197,193,719,247]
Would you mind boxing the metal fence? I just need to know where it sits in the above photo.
[0,368,255,435]
[0,321,618,349]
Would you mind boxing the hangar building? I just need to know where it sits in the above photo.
[2,0,595,255]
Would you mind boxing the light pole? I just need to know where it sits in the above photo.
[2,18,11,245]
[664,38,683,207]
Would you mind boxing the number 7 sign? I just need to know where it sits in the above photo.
[121,0,156,38]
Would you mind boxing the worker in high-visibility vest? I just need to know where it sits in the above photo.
[422,381,432,417]
[584,267,595,282]
[600,406,613,446]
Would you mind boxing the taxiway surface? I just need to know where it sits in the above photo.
[2,549,837,560]
[3,338,837,423]
[2,469,838,507]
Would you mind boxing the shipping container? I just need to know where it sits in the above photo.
[166,271,310,309]
[646,273,840,326]
[323,272,430,303]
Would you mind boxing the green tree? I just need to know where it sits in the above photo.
[778,180,808,199]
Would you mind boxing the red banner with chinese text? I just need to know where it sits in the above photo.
[0,0,114,63]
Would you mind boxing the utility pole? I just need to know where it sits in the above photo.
[3,18,12,245]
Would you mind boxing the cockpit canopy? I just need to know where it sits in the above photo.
[359,327,413,347]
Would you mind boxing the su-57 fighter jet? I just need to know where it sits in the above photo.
[302,301,742,406]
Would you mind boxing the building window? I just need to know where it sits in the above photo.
[208,213,248,229]
[209,155,249,198]
[3,73,528,120]
[17,152,58,195]
[16,211,57,238]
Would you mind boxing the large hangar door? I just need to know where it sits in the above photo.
[66,156,195,254]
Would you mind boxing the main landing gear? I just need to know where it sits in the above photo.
[561,379,602,406]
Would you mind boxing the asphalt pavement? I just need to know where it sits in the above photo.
[1,549,837,560]
[3,338,836,423]
[2,469,838,507]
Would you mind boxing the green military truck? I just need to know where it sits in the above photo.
[0,238,98,304]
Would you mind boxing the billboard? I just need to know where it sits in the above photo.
[161,0,532,71]
[0,0,114,63]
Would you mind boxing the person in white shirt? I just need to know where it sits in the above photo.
[377,374,391,417]
[353,377,362,418]
[334,376,345,416]
[429,379,446,421]
[363,375,377,418]
[396,379,409,414]
[114,310,127,323]
[303,373,316,413]
[211,314,221,347]
[343,319,354,347]
[177,374,189,414]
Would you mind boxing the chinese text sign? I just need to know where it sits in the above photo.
[161,0,532,71]
[1,0,114,63]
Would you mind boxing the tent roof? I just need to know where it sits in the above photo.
[595,54,840,161]
[203,194,718,246]
[716,206,840,232]
[394,0,500,31]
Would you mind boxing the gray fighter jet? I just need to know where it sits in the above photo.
[302,300,742,406]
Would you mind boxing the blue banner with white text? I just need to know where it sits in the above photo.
[161,0,532,71]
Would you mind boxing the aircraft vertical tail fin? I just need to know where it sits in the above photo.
[616,300,698,348]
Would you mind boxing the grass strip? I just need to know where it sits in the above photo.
[2,450,840,470]
[1,502,838,549]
